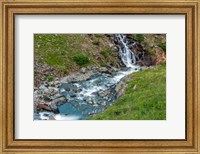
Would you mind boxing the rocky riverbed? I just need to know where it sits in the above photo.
[34,65,143,120]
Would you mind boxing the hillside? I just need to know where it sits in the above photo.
[34,34,166,120]
[34,34,166,88]
[34,34,122,87]
[89,64,166,120]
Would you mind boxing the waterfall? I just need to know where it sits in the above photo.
[35,34,142,120]
[115,34,138,68]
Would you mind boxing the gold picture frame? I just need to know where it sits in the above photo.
[0,0,199,153]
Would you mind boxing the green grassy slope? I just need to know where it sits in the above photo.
[34,34,121,75]
[90,64,166,120]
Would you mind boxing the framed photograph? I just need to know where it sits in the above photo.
[1,0,199,153]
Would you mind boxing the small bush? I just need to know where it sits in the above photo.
[158,43,166,53]
[73,53,90,66]
[46,75,55,82]
[135,34,144,42]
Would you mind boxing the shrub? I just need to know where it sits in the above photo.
[135,34,144,42]
[73,53,90,66]
[158,43,166,53]
[46,75,55,82]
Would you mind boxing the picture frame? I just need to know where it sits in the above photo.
[0,0,199,153]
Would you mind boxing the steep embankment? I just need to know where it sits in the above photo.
[34,34,123,87]
[90,64,166,120]
[34,34,166,88]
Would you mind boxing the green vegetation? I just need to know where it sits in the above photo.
[94,34,104,38]
[90,64,166,120]
[135,34,144,42]
[158,43,166,53]
[34,34,89,72]
[34,34,122,73]
[73,53,90,66]
[148,50,156,55]
[46,75,55,82]
[100,47,111,58]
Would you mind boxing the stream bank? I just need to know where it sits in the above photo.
[34,34,166,120]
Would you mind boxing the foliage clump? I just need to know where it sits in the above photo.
[135,34,144,42]
[73,53,90,66]
[157,43,166,53]
[46,75,55,82]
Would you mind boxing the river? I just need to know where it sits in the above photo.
[35,34,142,120]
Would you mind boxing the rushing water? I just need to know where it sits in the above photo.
[36,34,141,120]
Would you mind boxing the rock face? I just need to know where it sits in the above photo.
[107,34,166,67]
[34,58,64,88]
[34,78,67,114]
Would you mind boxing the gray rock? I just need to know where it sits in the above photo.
[61,70,96,83]
[98,89,111,98]
[39,85,47,93]
[53,96,67,106]
[80,67,86,74]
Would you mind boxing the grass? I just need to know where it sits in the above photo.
[34,34,93,73]
[90,64,166,120]
[135,34,144,42]
[34,34,122,73]
[100,47,111,58]
[73,53,90,66]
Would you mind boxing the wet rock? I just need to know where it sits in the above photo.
[65,88,71,91]
[37,103,52,112]
[49,115,56,120]
[53,96,67,106]
[70,94,77,98]
[98,89,111,98]
[43,95,52,102]
[39,85,47,93]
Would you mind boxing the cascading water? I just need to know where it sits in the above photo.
[35,34,142,120]
[115,34,139,69]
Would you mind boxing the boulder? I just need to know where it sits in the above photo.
[61,70,97,83]
[37,103,52,112]
[53,96,67,106]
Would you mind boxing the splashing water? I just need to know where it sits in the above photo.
[36,34,142,120]
[115,34,138,68]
